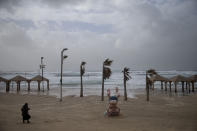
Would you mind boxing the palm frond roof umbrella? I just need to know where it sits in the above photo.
[150,74,169,82]
[188,75,197,82]
[10,75,28,82]
[31,75,49,81]
[170,75,191,82]
[0,77,8,82]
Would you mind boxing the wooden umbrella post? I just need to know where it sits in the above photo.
[165,82,167,91]
[192,82,194,92]
[152,81,154,90]
[169,81,172,92]
[186,82,188,92]
[175,82,177,93]
[6,81,10,92]
[181,81,184,93]
[28,81,30,91]
[38,81,40,91]
[161,81,163,90]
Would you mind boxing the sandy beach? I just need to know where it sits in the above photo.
[0,92,197,131]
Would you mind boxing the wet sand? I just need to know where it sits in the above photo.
[0,92,197,131]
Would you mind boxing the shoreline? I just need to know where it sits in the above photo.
[0,87,147,99]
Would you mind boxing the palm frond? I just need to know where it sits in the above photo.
[103,58,113,66]
[103,67,112,80]
[81,61,86,66]
[80,61,86,76]
[147,69,157,75]
[147,69,157,80]
[81,67,85,76]
[123,67,131,81]
[125,74,131,80]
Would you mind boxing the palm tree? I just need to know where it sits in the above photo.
[147,69,157,77]
[122,67,131,101]
[146,69,157,101]
[80,61,86,97]
[101,58,113,101]
[146,69,157,88]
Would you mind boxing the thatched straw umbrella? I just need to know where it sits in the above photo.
[170,75,191,93]
[0,77,10,92]
[188,75,197,92]
[10,75,28,91]
[31,75,49,91]
[149,74,169,91]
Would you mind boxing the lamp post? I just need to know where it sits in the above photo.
[40,57,45,92]
[60,48,68,102]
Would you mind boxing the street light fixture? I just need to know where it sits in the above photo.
[60,48,68,101]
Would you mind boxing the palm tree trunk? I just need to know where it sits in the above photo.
[80,69,83,97]
[146,72,149,101]
[124,74,127,101]
[101,64,104,101]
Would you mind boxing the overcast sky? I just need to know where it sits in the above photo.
[0,0,197,72]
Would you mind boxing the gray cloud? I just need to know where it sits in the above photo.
[0,0,197,71]
[40,0,87,8]
[0,21,35,48]
[0,0,24,12]
[0,0,86,13]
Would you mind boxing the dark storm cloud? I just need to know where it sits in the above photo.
[112,0,197,70]
[0,0,197,71]
[0,0,23,12]
[0,0,86,11]
[40,0,87,8]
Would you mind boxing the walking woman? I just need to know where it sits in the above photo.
[21,103,31,123]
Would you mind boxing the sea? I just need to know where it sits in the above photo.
[0,70,197,98]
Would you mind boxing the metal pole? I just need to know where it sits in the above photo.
[60,51,63,101]
[101,63,104,101]
[60,48,68,102]
[80,65,83,97]
[41,57,44,92]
